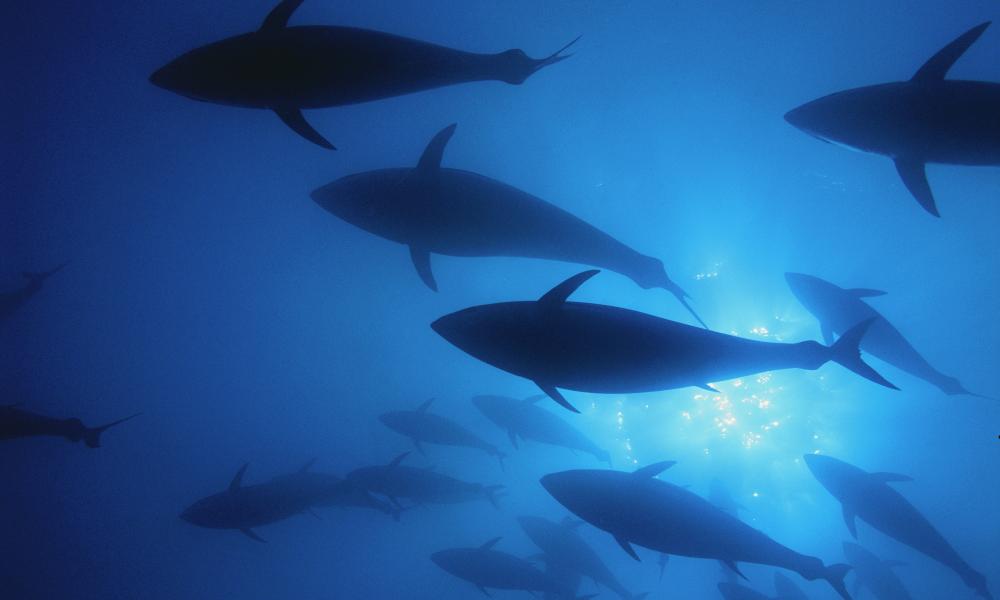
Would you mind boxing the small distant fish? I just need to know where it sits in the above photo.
[345,452,503,509]
[0,262,68,321]
[433,270,896,413]
[180,463,317,542]
[311,124,704,325]
[378,398,505,466]
[786,22,1000,216]
[431,537,593,599]
[472,394,611,464]
[804,454,992,600]
[518,515,646,600]
[0,404,138,448]
[150,0,576,149]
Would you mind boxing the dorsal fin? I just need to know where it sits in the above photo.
[479,537,502,551]
[260,0,304,32]
[538,270,600,309]
[912,22,991,82]
[230,463,249,492]
[299,457,317,473]
[417,124,457,172]
[386,452,410,469]
[633,461,676,479]
[847,288,887,298]
[416,398,434,413]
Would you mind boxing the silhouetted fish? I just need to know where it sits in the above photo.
[151,0,576,149]
[0,404,138,448]
[311,124,704,325]
[785,272,977,396]
[431,537,591,599]
[345,452,503,509]
[805,454,991,599]
[472,394,610,464]
[378,398,505,466]
[433,270,896,412]
[541,462,853,599]
[786,22,999,216]
[842,542,912,600]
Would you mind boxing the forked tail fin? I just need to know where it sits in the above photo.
[497,36,580,84]
[84,413,141,448]
[822,563,853,600]
[667,280,708,329]
[829,319,897,390]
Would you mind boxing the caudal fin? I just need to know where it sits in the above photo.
[499,36,580,84]
[822,563,853,600]
[829,319,897,390]
[84,413,141,448]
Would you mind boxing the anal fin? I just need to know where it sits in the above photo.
[536,382,579,413]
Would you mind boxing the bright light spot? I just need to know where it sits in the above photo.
[750,326,770,337]
[751,491,760,498]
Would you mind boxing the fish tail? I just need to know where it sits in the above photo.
[822,563,853,600]
[828,318,897,390]
[83,413,141,448]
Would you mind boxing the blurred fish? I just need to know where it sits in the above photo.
[785,22,999,216]
[0,262,68,321]
[180,463,316,542]
[268,458,399,519]
[431,537,592,599]
[0,404,138,448]
[472,394,611,464]
[150,0,576,149]
[433,270,896,412]
[345,452,503,509]
[709,478,746,518]
[804,454,992,599]
[311,124,705,326]
[842,542,912,600]
[518,515,646,600]
[785,272,978,397]
[378,398,506,466]
[540,462,853,599]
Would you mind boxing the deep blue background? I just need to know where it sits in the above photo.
[2,1,997,598]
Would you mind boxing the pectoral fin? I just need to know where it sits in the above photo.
[615,535,640,561]
[274,107,335,150]
[536,382,579,413]
[843,505,858,539]
[723,560,747,580]
[894,158,938,216]
[507,429,519,449]
[409,247,437,291]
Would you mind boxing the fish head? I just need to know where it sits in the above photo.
[470,395,511,422]
[516,515,555,549]
[432,302,547,378]
[179,492,238,529]
[377,411,411,434]
[784,85,905,153]
[539,469,623,531]
[310,170,416,240]
[430,548,476,578]
[150,35,270,106]
[803,453,855,497]
[784,272,840,314]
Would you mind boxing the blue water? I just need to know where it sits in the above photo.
[2,1,998,598]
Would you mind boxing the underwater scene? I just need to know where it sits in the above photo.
[2,1,998,599]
